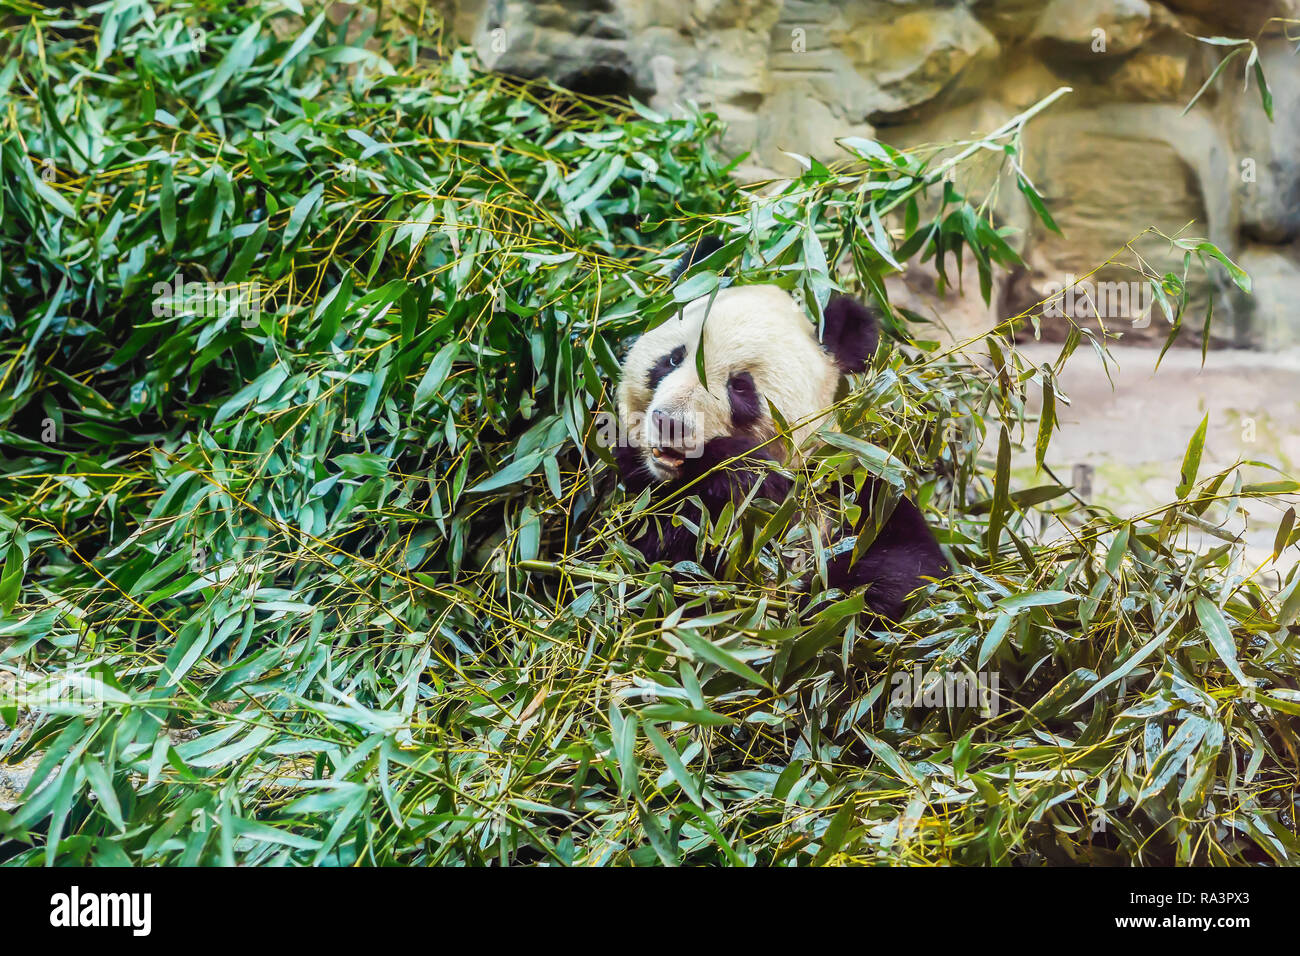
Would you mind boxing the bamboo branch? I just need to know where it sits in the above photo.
[517,559,792,609]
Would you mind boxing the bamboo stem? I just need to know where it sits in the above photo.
[517,559,792,609]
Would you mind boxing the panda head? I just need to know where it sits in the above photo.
[616,281,880,483]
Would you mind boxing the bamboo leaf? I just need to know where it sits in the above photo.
[1176,414,1209,499]
[1195,596,1250,687]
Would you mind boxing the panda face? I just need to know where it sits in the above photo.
[617,285,844,481]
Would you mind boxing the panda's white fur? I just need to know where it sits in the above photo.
[617,285,840,481]
[613,261,948,620]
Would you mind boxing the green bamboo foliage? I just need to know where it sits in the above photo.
[1,2,1297,866]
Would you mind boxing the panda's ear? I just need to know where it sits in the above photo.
[821,295,880,374]
[671,236,725,280]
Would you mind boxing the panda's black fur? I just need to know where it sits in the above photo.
[614,240,948,621]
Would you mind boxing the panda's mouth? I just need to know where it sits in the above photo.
[649,446,686,471]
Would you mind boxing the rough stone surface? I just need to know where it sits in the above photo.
[1012,104,1232,342]
[1235,245,1300,350]
[1228,38,1300,245]
[0,683,39,813]
[0,754,39,812]
[1031,0,1153,58]
[1160,0,1300,35]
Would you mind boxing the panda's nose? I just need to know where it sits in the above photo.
[649,409,692,470]
[651,409,689,449]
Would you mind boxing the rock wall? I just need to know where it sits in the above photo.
[434,0,1300,347]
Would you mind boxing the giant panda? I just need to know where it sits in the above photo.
[613,239,948,621]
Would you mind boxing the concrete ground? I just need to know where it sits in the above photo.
[1015,343,1300,583]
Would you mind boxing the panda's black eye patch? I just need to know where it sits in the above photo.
[647,345,687,391]
[727,371,762,428]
